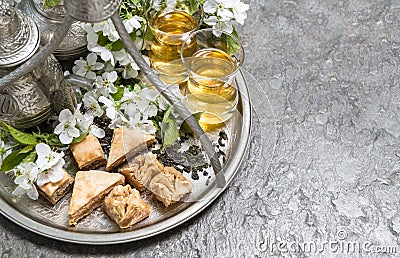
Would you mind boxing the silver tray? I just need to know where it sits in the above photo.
[0,70,259,245]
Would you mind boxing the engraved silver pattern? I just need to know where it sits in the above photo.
[0,7,40,67]
[0,71,51,128]
[64,0,122,22]
[18,0,87,61]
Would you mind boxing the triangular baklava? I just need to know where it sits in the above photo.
[106,128,155,171]
[68,170,125,226]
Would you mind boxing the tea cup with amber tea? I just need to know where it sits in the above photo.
[146,0,203,84]
[181,28,245,131]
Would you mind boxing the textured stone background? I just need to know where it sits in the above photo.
[1,0,400,257]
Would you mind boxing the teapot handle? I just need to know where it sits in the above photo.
[51,74,95,114]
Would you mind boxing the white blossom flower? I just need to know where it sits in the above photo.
[35,143,63,171]
[93,19,119,42]
[35,143,65,186]
[204,16,233,35]
[97,71,118,94]
[12,163,39,200]
[93,76,111,98]
[123,16,143,33]
[113,50,140,79]
[121,64,139,79]
[83,92,103,117]
[114,49,135,67]
[90,46,115,66]
[73,104,105,138]
[203,0,249,34]
[120,87,140,104]
[83,24,99,49]
[204,0,248,21]
[136,88,159,119]
[54,109,80,144]
[74,107,93,133]
[99,96,118,120]
[232,1,249,25]
[125,107,141,122]
[89,125,106,138]
[72,53,104,79]
[141,87,159,102]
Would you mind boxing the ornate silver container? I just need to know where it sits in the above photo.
[18,0,87,60]
[0,0,85,129]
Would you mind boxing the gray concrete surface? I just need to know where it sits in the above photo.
[1,0,400,257]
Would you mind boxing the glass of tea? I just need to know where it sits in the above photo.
[146,0,203,84]
[181,28,245,131]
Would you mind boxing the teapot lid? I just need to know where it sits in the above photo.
[0,0,40,68]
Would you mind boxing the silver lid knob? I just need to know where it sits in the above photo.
[0,0,40,68]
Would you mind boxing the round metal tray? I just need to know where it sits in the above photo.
[0,69,273,244]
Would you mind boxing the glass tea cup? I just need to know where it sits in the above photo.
[145,0,203,84]
[181,28,245,131]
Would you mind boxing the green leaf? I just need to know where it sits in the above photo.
[71,131,89,144]
[224,27,241,55]
[0,150,29,172]
[97,32,110,47]
[32,132,64,147]
[111,86,125,101]
[162,118,179,148]
[188,0,199,14]
[22,151,37,163]
[161,107,179,148]
[2,123,37,145]
[19,145,35,154]
[162,106,173,124]
[43,0,62,9]
[111,39,125,51]
[143,28,154,41]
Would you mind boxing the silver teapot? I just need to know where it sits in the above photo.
[18,0,87,61]
[0,0,90,129]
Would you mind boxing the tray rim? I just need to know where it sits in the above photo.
[0,69,252,245]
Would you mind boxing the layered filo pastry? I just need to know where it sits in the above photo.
[68,170,125,226]
[149,167,193,207]
[119,152,164,191]
[103,184,151,229]
[106,127,156,171]
[70,134,106,170]
[37,169,74,205]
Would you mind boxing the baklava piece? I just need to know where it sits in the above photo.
[149,167,193,207]
[106,128,156,171]
[103,184,151,229]
[68,170,125,226]
[70,134,106,170]
[119,152,164,191]
[37,169,74,205]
